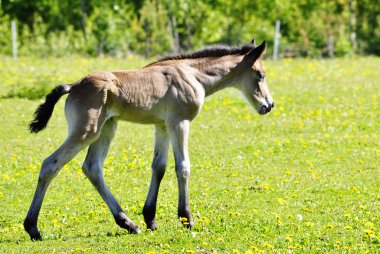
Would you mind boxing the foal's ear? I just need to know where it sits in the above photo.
[244,40,267,66]
[251,38,256,47]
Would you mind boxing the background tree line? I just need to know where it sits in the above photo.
[0,0,379,58]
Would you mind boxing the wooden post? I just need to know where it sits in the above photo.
[273,20,281,60]
[11,20,18,59]
[349,0,357,51]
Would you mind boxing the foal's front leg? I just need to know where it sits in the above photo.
[168,120,194,228]
[143,125,170,230]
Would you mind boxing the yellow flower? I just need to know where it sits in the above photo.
[228,211,241,216]
[250,245,259,251]
[364,228,376,238]
[263,242,274,250]
[365,221,374,229]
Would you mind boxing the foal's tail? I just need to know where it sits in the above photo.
[29,84,71,133]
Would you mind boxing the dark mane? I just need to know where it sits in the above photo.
[146,44,254,66]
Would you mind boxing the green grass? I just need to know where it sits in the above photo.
[0,56,379,253]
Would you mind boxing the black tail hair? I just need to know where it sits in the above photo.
[28,85,71,133]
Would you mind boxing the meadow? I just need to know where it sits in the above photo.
[0,55,379,253]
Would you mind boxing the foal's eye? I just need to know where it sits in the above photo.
[257,72,265,79]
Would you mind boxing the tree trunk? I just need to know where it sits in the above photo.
[328,32,335,58]
[81,0,87,41]
[166,0,180,54]
[144,18,150,59]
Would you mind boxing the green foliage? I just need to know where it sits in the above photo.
[2,84,52,100]
[0,0,378,57]
[0,56,379,253]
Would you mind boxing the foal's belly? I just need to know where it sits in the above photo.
[109,105,165,125]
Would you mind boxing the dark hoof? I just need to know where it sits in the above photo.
[179,216,194,229]
[143,205,158,230]
[145,219,158,231]
[30,232,43,241]
[114,213,141,234]
[24,219,43,241]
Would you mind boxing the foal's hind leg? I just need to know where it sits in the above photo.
[82,118,141,234]
[143,125,170,230]
[24,138,87,241]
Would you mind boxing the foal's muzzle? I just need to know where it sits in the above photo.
[259,102,274,115]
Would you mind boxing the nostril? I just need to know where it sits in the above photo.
[259,105,268,114]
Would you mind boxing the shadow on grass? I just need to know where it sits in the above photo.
[0,229,132,244]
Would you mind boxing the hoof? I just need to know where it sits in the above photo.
[114,213,141,234]
[178,209,193,229]
[130,226,142,234]
[30,231,43,241]
[143,205,158,231]
[24,219,43,241]
[179,216,194,229]
[145,219,158,231]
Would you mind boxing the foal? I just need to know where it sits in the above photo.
[24,39,274,241]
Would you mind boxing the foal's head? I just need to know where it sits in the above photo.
[238,40,274,115]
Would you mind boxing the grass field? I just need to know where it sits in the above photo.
[0,56,379,253]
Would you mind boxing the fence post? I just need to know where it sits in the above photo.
[273,19,281,60]
[11,20,18,59]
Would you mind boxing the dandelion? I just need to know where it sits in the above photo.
[365,221,374,229]
[263,242,274,250]
[198,216,210,223]
[343,213,351,219]
[228,211,241,216]
[285,235,293,242]
[250,245,259,251]
[364,228,376,238]
[2,174,9,181]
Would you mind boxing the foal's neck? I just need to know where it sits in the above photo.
[191,55,243,97]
